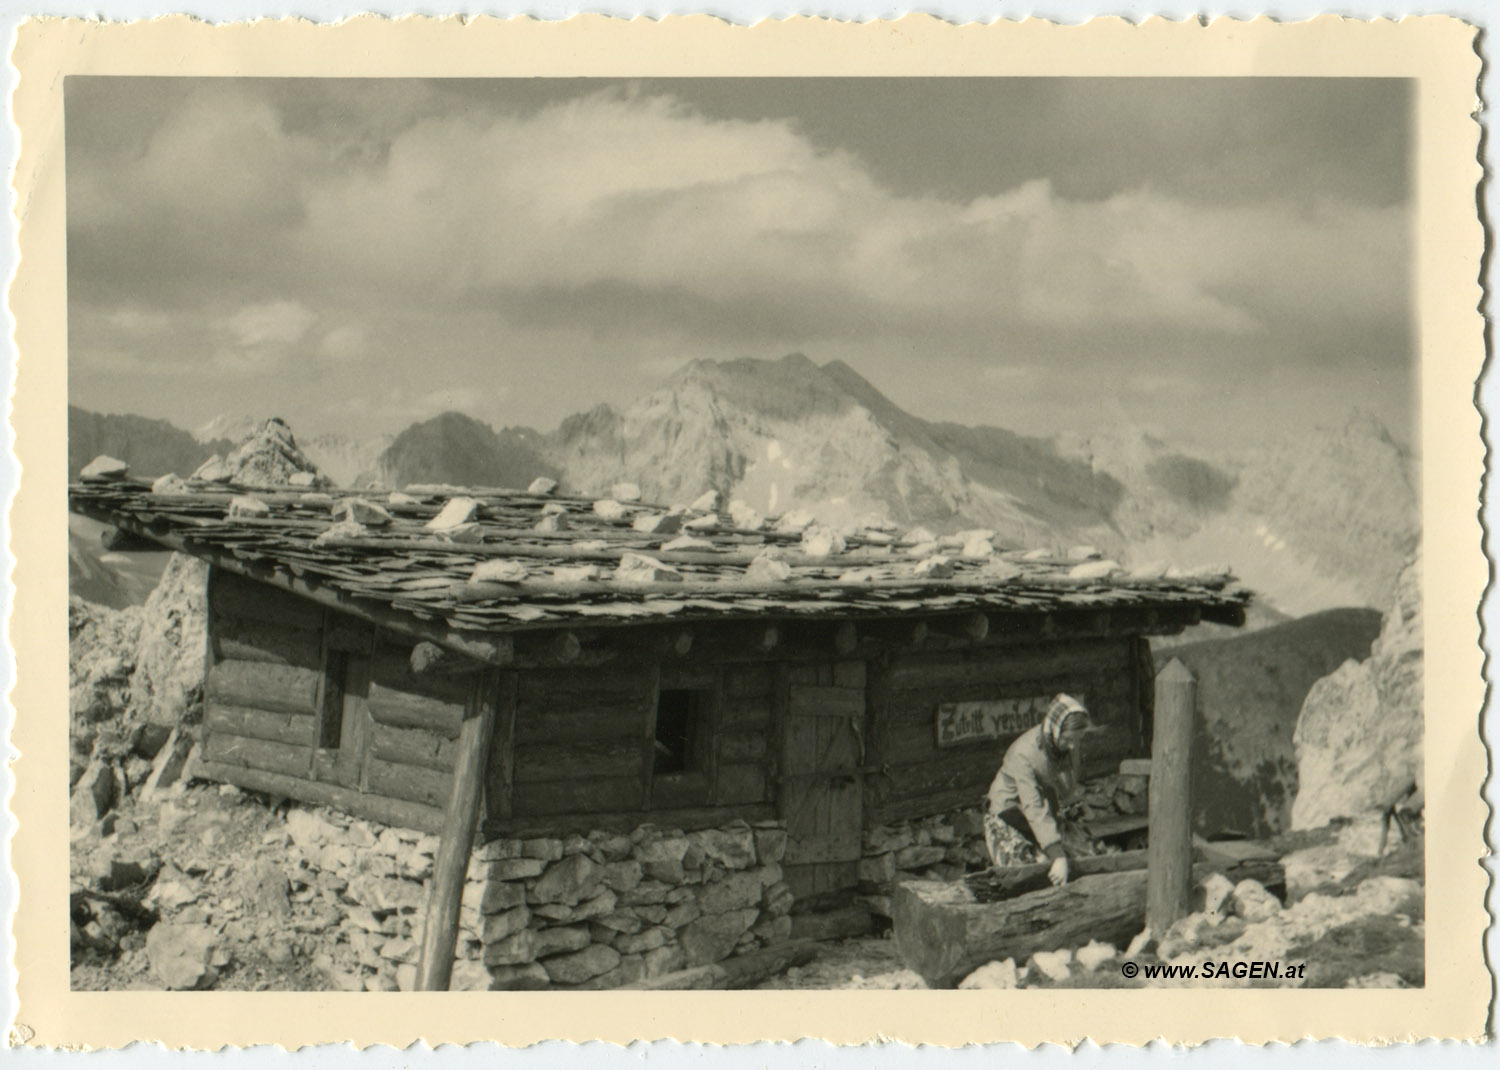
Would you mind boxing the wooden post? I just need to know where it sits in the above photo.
[834,622,859,656]
[416,677,498,991]
[1146,658,1196,938]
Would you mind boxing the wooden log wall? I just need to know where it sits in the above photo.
[865,637,1143,826]
[483,660,776,832]
[200,569,475,829]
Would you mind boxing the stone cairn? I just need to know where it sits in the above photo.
[479,819,792,990]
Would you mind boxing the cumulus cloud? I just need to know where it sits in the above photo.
[320,325,367,362]
[223,300,317,349]
[65,80,1413,444]
[283,91,1404,341]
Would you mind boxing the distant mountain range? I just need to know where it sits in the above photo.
[69,354,1418,616]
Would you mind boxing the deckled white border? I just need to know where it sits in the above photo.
[0,3,1493,1065]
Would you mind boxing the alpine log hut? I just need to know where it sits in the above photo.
[69,473,1250,990]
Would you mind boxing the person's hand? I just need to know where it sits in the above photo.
[1048,856,1070,886]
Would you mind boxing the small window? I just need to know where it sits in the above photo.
[654,688,708,775]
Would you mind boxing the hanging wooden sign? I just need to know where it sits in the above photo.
[934,694,1084,748]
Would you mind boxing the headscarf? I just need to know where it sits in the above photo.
[1042,693,1089,754]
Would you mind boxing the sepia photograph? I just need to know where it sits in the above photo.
[59,69,1434,998]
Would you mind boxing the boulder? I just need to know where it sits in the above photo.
[126,553,209,735]
[643,944,687,979]
[531,854,603,905]
[333,499,392,527]
[1195,872,1237,916]
[1292,555,1423,829]
[527,477,558,495]
[959,958,1020,990]
[613,553,682,586]
[426,497,480,531]
[613,926,670,954]
[541,944,621,985]
[761,881,795,917]
[70,757,118,825]
[602,860,643,892]
[572,889,617,922]
[1029,949,1073,983]
[1074,940,1118,972]
[752,827,788,865]
[698,872,763,915]
[688,825,757,870]
[489,858,547,881]
[146,923,220,990]
[532,925,592,957]
[81,455,130,479]
[486,906,534,936]
[138,728,194,800]
[1230,879,1282,923]
[488,962,551,991]
[678,908,759,967]
[483,930,536,967]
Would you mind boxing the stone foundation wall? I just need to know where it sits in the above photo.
[859,808,989,908]
[477,819,793,990]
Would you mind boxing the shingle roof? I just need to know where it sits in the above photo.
[69,476,1251,636]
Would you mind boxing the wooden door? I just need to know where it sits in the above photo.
[780,665,866,901]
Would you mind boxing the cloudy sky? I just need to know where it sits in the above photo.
[66,77,1414,448]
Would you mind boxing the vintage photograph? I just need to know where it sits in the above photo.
[60,71,1430,997]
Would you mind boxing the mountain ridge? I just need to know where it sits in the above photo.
[70,355,1416,615]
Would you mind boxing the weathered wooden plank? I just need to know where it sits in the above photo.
[210,570,324,631]
[189,756,444,833]
[883,640,1132,692]
[651,771,714,809]
[365,756,454,810]
[484,802,776,839]
[212,615,323,669]
[370,721,461,773]
[510,775,644,817]
[873,785,985,826]
[513,702,649,745]
[486,672,518,823]
[367,682,464,739]
[207,659,322,716]
[371,646,477,705]
[203,731,313,777]
[787,684,864,719]
[724,665,773,699]
[513,739,643,784]
[878,669,1135,728]
[718,694,773,731]
[327,616,376,655]
[204,704,317,747]
[876,747,1003,803]
[516,669,655,709]
[718,730,767,764]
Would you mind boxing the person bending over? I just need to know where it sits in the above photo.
[984,694,1093,886]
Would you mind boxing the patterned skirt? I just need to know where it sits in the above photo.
[983,811,1098,868]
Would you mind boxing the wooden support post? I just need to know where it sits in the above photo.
[1146,658,1196,938]
[416,680,498,991]
[834,622,859,656]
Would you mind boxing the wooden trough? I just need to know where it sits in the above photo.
[891,848,1285,988]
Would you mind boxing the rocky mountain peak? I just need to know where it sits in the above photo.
[193,417,327,488]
